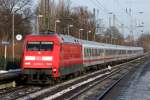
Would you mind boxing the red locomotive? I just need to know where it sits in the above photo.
[21,32,143,84]
[21,32,83,83]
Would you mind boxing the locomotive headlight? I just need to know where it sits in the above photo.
[42,56,53,61]
[25,56,35,60]
[25,62,31,65]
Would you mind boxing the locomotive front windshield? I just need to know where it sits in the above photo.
[27,41,53,51]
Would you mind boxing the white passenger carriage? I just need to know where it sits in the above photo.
[81,40,143,67]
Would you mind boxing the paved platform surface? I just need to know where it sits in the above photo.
[102,59,150,100]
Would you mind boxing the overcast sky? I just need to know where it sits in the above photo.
[70,0,150,38]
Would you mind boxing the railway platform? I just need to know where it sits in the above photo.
[102,57,150,100]
[0,69,21,89]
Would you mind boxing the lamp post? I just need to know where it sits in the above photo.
[108,12,113,44]
[2,41,10,70]
[67,25,73,35]
[12,7,19,62]
[36,15,43,34]
[54,19,61,33]
[100,34,106,43]
[12,11,14,62]
[79,29,84,39]
[87,30,91,40]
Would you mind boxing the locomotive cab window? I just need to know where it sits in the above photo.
[27,42,40,51]
[41,42,53,51]
[26,41,54,51]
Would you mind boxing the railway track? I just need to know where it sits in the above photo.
[68,63,141,100]
[42,60,142,100]
[0,55,148,100]
[15,55,147,100]
[66,56,149,100]
[0,66,109,100]
[0,86,25,96]
[0,86,42,100]
[0,69,21,89]
[95,59,150,100]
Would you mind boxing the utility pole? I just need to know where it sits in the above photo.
[93,8,96,41]
[121,24,124,34]
[12,11,15,62]
[121,24,124,45]
[108,12,113,27]
[109,16,111,27]
[130,9,134,46]
[113,14,116,27]
[47,0,50,31]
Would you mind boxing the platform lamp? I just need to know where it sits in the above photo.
[79,29,84,39]
[67,24,73,35]
[54,19,61,34]
[87,30,91,40]
[12,6,19,62]
[36,14,43,34]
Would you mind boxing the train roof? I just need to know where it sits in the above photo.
[81,40,143,50]
[58,34,143,50]
[58,34,80,44]
[25,33,143,50]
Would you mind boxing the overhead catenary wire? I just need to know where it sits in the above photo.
[89,0,131,30]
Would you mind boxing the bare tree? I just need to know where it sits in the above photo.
[38,0,96,38]
[0,0,33,40]
[104,26,124,44]
[137,33,150,51]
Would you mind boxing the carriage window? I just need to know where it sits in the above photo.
[27,41,53,51]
